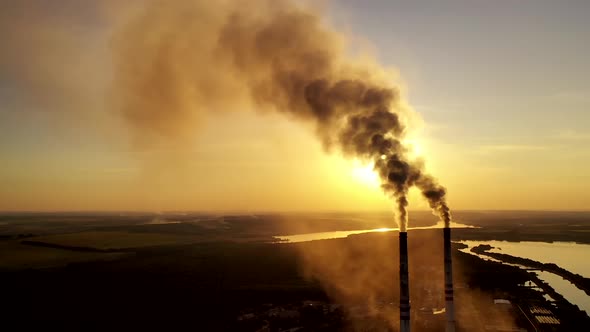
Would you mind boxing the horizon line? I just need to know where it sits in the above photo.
[1,209,589,214]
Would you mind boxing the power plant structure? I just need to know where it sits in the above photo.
[399,231,410,332]
[443,227,456,332]
[399,226,456,332]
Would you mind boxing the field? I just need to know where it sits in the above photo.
[0,240,126,270]
[1,211,590,331]
[29,231,202,250]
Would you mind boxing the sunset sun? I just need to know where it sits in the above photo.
[351,163,380,187]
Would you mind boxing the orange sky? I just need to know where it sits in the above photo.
[1,0,589,212]
[1,109,588,212]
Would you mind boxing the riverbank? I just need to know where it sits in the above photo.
[472,244,590,297]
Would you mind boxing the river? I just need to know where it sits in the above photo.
[275,221,474,243]
[277,228,590,315]
[276,226,590,315]
[460,240,590,315]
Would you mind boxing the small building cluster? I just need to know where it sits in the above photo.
[235,300,345,331]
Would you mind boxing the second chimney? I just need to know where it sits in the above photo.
[399,231,410,332]
[444,227,456,332]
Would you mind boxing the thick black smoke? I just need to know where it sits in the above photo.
[1,0,451,226]
[113,0,453,228]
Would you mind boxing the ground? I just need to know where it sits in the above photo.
[1,211,589,331]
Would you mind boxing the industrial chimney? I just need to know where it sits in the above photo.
[443,227,456,332]
[399,231,410,332]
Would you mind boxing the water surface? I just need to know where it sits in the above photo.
[276,221,474,243]
[461,240,590,278]
[460,240,590,315]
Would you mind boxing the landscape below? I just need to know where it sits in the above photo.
[1,211,589,331]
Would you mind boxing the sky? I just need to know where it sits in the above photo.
[0,0,589,212]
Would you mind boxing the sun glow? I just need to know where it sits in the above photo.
[402,138,425,157]
[351,163,380,187]
[374,227,392,232]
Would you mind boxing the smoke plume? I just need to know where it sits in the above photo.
[1,0,451,227]
[112,0,451,229]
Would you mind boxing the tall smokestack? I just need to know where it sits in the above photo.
[399,231,410,332]
[443,227,456,332]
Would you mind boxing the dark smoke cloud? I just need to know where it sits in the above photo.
[2,0,452,228]
[113,0,452,228]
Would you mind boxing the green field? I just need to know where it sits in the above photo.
[0,240,125,270]
[30,231,201,250]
